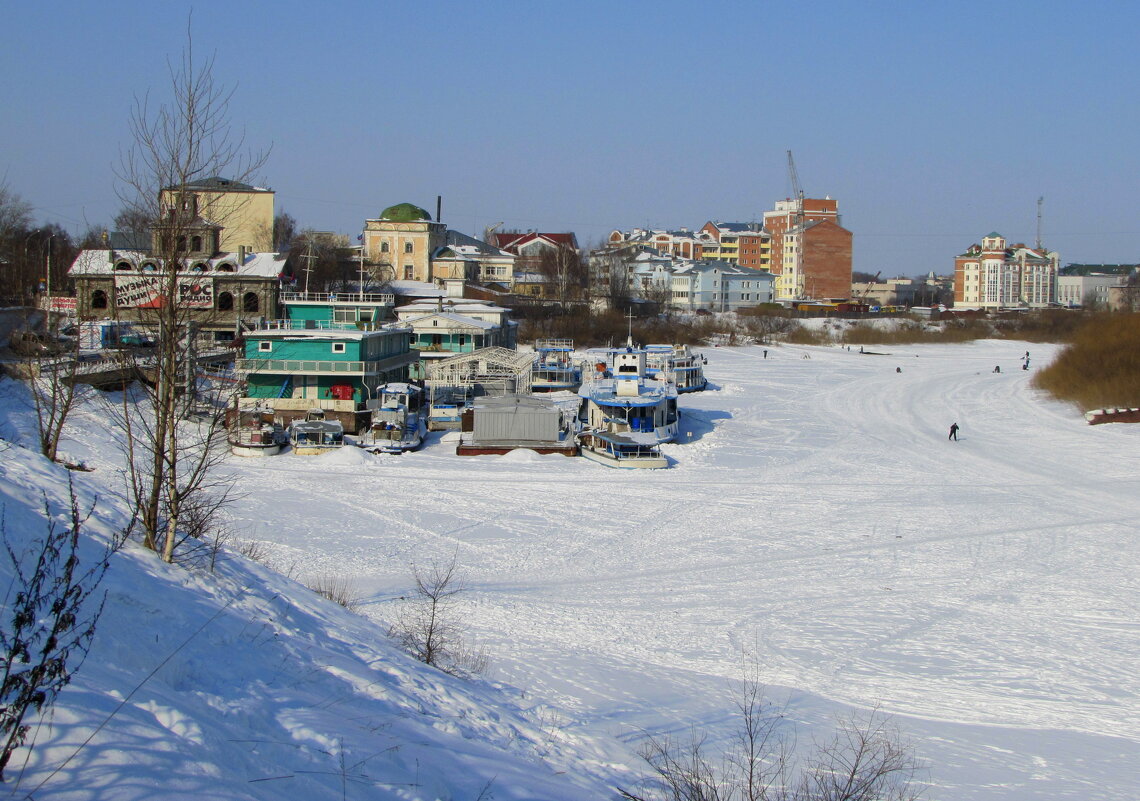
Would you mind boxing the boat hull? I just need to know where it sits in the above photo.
[229,441,283,458]
[291,444,343,456]
[579,443,667,469]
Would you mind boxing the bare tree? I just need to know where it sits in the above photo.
[389,555,487,677]
[112,24,267,563]
[590,247,632,310]
[793,708,922,801]
[272,211,297,252]
[537,245,587,302]
[28,345,83,464]
[619,674,924,801]
[0,479,125,780]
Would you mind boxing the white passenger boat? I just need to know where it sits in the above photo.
[353,383,427,453]
[576,340,678,469]
[578,343,680,444]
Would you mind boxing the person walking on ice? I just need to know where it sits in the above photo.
[949,422,959,441]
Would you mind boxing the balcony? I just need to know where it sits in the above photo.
[236,351,417,376]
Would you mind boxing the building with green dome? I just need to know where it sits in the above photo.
[362,202,447,282]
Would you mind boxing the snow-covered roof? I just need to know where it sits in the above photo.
[403,311,497,330]
[69,249,287,279]
[397,299,509,314]
[387,280,445,298]
[672,260,774,279]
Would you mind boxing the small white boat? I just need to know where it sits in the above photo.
[427,385,472,431]
[645,343,708,392]
[288,408,345,455]
[578,429,667,469]
[229,408,287,457]
[531,338,582,392]
[353,383,427,453]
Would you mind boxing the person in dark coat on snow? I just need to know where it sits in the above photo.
[949,422,959,441]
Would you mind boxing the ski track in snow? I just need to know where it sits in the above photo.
[219,340,1140,800]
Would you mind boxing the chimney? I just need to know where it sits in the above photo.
[436,195,442,222]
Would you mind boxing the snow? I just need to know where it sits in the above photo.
[2,338,1139,799]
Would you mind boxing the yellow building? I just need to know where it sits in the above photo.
[159,177,275,254]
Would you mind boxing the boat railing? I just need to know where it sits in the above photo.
[256,319,409,333]
[534,338,574,351]
[281,291,394,305]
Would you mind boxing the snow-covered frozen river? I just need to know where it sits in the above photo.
[229,340,1140,800]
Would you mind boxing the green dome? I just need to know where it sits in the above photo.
[380,202,432,222]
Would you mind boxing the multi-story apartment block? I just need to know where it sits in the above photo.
[670,261,775,311]
[954,233,1059,309]
[1056,273,1129,308]
[697,222,770,270]
[608,228,705,260]
[762,197,851,300]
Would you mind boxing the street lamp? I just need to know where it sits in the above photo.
[23,229,42,303]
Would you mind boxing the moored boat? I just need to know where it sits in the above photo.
[578,344,679,444]
[531,338,582,392]
[288,408,345,455]
[578,429,667,469]
[353,382,427,453]
[228,408,287,457]
[645,343,708,392]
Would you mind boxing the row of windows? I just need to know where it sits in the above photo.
[89,290,259,312]
[114,261,237,273]
[378,241,415,254]
[258,341,347,354]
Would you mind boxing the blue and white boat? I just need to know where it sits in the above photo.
[576,341,678,469]
[531,338,582,393]
[353,382,427,453]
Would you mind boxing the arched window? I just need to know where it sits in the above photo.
[91,290,108,309]
[216,262,235,272]
[191,235,202,252]
[141,262,158,272]
[217,292,234,311]
[190,262,208,273]
[242,292,259,313]
[177,236,187,251]
[404,241,413,254]
[114,261,133,271]
[380,241,390,253]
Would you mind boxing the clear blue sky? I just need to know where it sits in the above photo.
[3,0,1138,277]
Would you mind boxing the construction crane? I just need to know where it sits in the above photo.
[787,150,807,298]
[856,270,881,303]
[787,150,805,228]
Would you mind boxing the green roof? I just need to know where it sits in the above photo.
[380,203,433,222]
